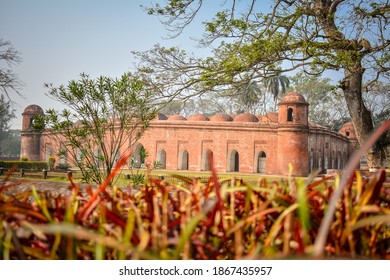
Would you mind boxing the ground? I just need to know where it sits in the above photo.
[1,178,87,197]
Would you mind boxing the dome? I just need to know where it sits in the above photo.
[266,112,279,123]
[258,112,278,123]
[22,104,44,115]
[209,114,233,122]
[309,122,326,129]
[154,113,168,120]
[187,114,210,121]
[339,122,356,138]
[279,92,308,104]
[233,113,259,122]
[167,115,187,121]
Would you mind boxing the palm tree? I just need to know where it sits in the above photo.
[264,74,290,111]
[236,80,262,113]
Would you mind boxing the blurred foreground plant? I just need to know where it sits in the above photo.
[0,123,389,259]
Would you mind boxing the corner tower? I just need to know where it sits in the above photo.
[20,105,44,161]
[277,92,309,176]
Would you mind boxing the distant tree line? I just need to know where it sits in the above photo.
[0,94,20,159]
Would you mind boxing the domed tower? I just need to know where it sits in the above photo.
[339,122,358,148]
[20,105,44,161]
[277,92,309,176]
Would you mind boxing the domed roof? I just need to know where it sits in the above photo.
[187,114,210,121]
[279,92,308,104]
[167,114,187,121]
[23,104,44,115]
[266,112,279,123]
[309,122,327,129]
[209,114,233,122]
[154,113,168,120]
[233,113,259,122]
[339,122,356,138]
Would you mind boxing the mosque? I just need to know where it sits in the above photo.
[20,92,356,176]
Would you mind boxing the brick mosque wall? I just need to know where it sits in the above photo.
[20,92,355,176]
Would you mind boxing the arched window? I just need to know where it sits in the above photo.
[76,148,83,164]
[228,150,239,172]
[332,151,335,169]
[59,143,68,165]
[157,149,166,169]
[287,108,294,121]
[132,143,146,168]
[45,145,52,162]
[337,151,341,169]
[257,151,266,173]
[29,117,36,129]
[309,149,314,172]
[202,149,213,171]
[178,149,189,170]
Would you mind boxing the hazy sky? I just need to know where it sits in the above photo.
[1,0,219,129]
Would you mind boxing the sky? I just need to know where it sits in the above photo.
[1,0,219,129]
[1,0,345,130]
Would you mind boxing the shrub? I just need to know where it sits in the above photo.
[55,163,71,172]
[0,160,48,171]
[48,156,56,171]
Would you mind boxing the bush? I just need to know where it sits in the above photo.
[0,160,48,171]
[55,163,71,172]
[48,156,56,171]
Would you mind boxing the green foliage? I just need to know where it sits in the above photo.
[41,73,157,184]
[0,95,17,157]
[129,173,145,187]
[264,74,290,111]
[56,163,70,172]
[288,71,350,130]
[0,160,48,171]
[139,146,149,165]
[48,156,56,171]
[0,129,20,158]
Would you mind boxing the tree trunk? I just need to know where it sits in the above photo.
[342,62,388,168]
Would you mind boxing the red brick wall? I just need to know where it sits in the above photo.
[23,93,354,176]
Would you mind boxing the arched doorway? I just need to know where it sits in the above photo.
[157,149,166,169]
[228,150,239,172]
[132,143,146,168]
[257,151,266,173]
[178,149,189,170]
[202,149,213,171]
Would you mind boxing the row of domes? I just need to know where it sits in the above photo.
[23,92,308,123]
[155,112,279,123]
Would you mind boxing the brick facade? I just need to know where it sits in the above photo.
[20,92,355,176]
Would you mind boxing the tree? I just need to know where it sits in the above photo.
[264,73,290,111]
[38,73,156,184]
[138,0,390,167]
[289,71,350,130]
[0,94,16,156]
[0,39,22,98]
[234,79,263,113]
[362,81,390,127]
